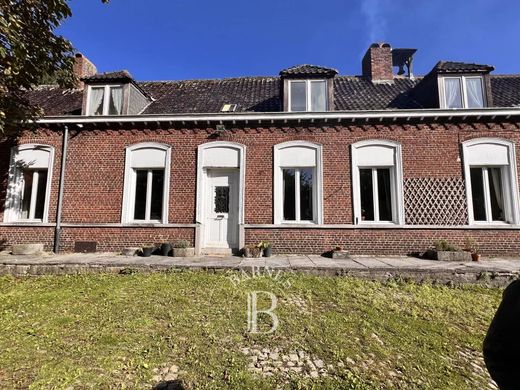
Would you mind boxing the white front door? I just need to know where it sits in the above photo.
[204,169,239,248]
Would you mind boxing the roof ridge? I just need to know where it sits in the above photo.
[139,76,279,84]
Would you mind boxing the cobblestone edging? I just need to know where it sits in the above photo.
[0,260,518,286]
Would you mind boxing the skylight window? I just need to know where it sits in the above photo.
[221,104,237,112]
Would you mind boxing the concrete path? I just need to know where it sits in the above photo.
[1,251,519,285]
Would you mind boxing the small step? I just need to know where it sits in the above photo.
[202,247,233,256]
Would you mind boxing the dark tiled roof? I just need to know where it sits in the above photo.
[333,77,421,110]
[434,61,495,74]
[25,86,83,115]
[141,77,281,114]
[491,76,520,107]
[82,70,133,82]
[25,73,520,116]
[280,64,338,77]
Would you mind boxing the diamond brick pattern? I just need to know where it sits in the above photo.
[404,177,468,225]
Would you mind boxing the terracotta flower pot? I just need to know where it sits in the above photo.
[472,253,481,262]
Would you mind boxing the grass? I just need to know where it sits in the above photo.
[0,270,502,389]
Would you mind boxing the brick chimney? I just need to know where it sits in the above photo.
[362,43,393,82]
[73,53,97,89]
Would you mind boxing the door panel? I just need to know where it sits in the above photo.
[204,169,239,248]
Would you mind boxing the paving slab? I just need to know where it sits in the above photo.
[351,257,394,268]
[1,252,520,285]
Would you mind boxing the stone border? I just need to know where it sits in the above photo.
[0,261,517,287]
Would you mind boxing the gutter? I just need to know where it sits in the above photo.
[53,125,70,253]
[35,107,520,126]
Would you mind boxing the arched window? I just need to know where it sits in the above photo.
[273,141,323,224]
[462,138,520,225]
[121,142,171,223]
[351,140,404,225]
[3,144,54,223]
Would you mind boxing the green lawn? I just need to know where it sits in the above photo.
[0,270,501,389]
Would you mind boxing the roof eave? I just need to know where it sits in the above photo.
[35,107,520,126]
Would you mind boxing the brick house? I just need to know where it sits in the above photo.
[1,43,520,256]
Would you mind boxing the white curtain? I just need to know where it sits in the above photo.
[444,78,462,108]
[110,87,123,115]
[466,78,484,108]
[89,87,104,115]
[489,168,504,211]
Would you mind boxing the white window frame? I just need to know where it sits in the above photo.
[462,138,520,225]
[288,79,328,112]
[351,140,404,226]
[439,75,486,109]
[273,141,323,225]
[85,84,124,116]
[3,144,54,223]
[121,142,171,224]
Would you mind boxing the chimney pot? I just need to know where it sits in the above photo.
[362,42,393,82]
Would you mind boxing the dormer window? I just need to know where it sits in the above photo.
[441,76,485,109]
[87,85,123,115]
[289,80,327,112]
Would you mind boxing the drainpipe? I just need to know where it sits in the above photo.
[53,125,69,253]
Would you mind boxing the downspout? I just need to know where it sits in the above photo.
[53,125,69,253]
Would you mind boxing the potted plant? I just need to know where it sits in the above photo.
[428,239,471,262]
[172,239,195,257]
[332,245,350,259]
[465,238,481,262]
[141,244,155,257]
[243,244,262,258]
[160,242,172,256]
[258,241,272,257]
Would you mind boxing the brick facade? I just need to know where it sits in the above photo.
[2,120,520,255]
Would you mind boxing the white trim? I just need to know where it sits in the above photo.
[196,141,246,250]
[85,84,124,116]
[462,137,520,225]
[36,107,520,125]
[438,75,487,109]
[273,141,323,225]
[121,142,171,224]
[351,140,404,226]
[3,144,54,223]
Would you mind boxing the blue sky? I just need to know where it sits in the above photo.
[59,0,520,81]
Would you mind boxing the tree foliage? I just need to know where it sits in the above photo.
[0,0,107,136]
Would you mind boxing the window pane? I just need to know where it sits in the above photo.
[150,170,164,220]
[34,170,48,220]
[108,87,123,115]
[214,186,230,213]
[377,168,392,221]
[310,81,327,111]
[466,78,484,108]
[290,82,306,112]
[360,169,374,221]
[133,170,147,220]
[444,78,463,109]
[283,169,296,221]
[470,168,486,221]
[21,170,34,219]
[488,168,505,221]
[89,87,105,115]
[299,168,313,221]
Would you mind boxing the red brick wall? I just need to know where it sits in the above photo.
[1,121,520,255]
[245,228,520,256]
